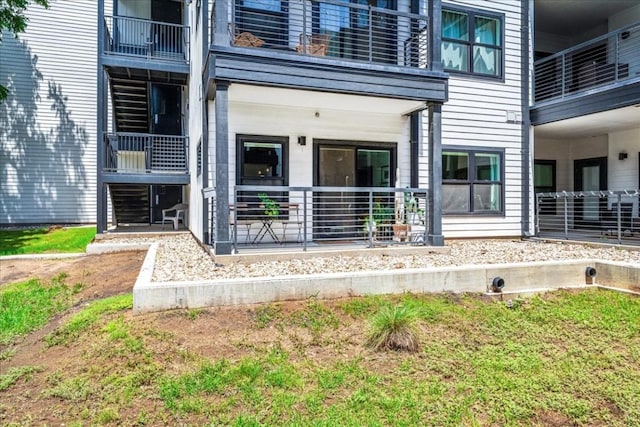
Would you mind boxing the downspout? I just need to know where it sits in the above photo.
[520,0,532,237]
[202,0,210,243]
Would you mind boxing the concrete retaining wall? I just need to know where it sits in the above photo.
[133,258,610,313]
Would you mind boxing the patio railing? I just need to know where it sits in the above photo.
[211,0,429,69]
[104,15,190,63]
[103,133,188,174]
[536,190,640,245]
[534,21,640,103]
[207,185,430,252]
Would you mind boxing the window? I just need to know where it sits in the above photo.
[442,149,503,214]
[442,7,503,78]
[534,160,555,194]
[236,135,288,215]
[237,135,288,186]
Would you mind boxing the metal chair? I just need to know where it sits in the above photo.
[281,203,303,243]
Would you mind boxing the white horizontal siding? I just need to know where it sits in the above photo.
[440,0,524,238]
[0,0,104,224]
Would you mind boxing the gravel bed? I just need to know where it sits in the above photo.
[96,234,640,282]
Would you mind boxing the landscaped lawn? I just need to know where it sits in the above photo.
[0,226,95,255]
[1,275,639,426]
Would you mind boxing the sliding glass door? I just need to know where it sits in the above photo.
[314,142,394,239]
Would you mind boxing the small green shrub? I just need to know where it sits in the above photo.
[366,304,421,352]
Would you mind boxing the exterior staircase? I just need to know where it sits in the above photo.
[109,79,148,133]
[109,184,150,224]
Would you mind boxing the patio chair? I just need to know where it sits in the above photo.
[281,203,303,243]
[230,203,253,243]
[162,203,188,230]
[295,33,329,56]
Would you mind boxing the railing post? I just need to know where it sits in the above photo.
[302,0,308,54]
[564,195,568,239]
[535,193,540,235]
[368,6,373,62]
[368,190,374,246]
[233,188,238,253]
[617,193,622,244]
[561,54,566,98]
[303,189,308,252]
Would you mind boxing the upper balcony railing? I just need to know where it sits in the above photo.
[103,133,188,174]
[211,0,429,69]
[104,15,190,63]
[534,22,640,104]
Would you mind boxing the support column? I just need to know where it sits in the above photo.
[428,103,444,246]
[428,0,443,72]
[96,0,107,233]
[213,81,232,255]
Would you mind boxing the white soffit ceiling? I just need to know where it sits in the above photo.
[535,0,640,37]
[535,105,640,138]
[228,84,426,115]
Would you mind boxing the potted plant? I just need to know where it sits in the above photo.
[363,201,393,239]
[258,193,280,217]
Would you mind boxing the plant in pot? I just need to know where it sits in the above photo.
[363,201,393,239]
[393,192,418,241]
[258,193,280,217]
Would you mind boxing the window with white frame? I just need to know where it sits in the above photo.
[441,7,503,78]
[442,149,503,214]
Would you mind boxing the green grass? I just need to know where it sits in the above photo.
[3,289,640,426]
[0,226,96,255]
[0,274,75,345]
[152,291,640,426]
[46,294,133,346]
[0,366,44,391]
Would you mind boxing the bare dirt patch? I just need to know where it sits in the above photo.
[0,251,146,298]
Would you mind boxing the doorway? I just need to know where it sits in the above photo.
[574,157,607,226]
[151,84,182,135]
[151,0,183,57]
[151,185,183,223]
[314,142,395,239]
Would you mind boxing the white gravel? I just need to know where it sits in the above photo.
[96,234,640,282]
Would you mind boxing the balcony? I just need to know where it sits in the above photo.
[534,22,640,105]
[103,15,189,64]
[103,133,189,181]
[207,0,446,102]
[215,0,429,68]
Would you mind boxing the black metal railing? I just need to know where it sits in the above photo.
[104,15,190,62]
[536,190,640,245]
[534,22,640,103]
[204,185,429,251]
[104,133,188,174]
[211,0,429,68]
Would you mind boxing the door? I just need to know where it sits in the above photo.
[314,143,394,239]
[151,84,181,135]
[151,185,182,223]
[574,157,607,226]
[151,0,183,57]
[316,146,357,239]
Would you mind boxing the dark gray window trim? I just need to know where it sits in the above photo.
[236,134,290,185]
[441,3,506,82]
[442,145,505,216]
